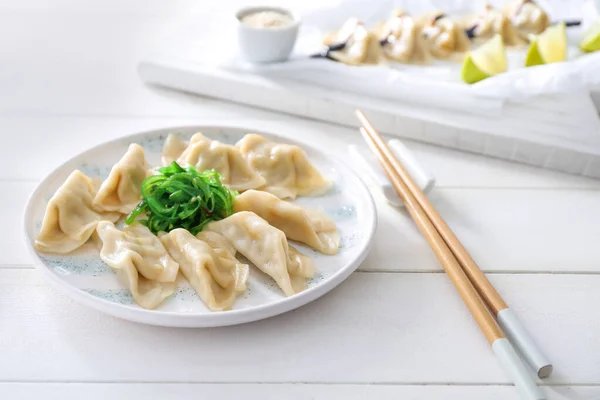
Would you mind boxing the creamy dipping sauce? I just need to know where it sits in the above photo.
[241,11,293,29]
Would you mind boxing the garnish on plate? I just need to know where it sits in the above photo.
[125,162,237,235]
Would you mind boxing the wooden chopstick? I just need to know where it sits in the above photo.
[359,126,503,344]
[357,116,546,400]
[356,111,552,379]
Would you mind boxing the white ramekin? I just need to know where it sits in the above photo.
[235,6,300,64]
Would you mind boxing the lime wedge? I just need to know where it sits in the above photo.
[525,40,545,67]
[525,22,567,66]
[461,35,507,84]
[580,19,600,53]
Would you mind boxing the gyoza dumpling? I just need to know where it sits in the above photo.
[420,12,471,59]
[504,0,549,37]
[322,18,385,65]
[177,133,265,191]
[161,133,207,166]
[93,144,150,214]
[206,211,315,296]
[196,230,250,280]
[35,170,120,254]
[463,3,526,46]
[233,190,340,255]
[96,221,176,309]
[195,230,237,259]
[236,134,331,199]
[378,9,431,64]
[160,228,249,311]
[96,221,178,282]
[161,134,188,165]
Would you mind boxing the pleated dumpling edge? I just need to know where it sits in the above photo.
[206,211,315,297]
[93,143,150,215]
[160,228,249,312]
[35,170,121,255]
[233,190,340,255]
[236,133,331,199]
[176,132,265,192]
[96,221,177,310]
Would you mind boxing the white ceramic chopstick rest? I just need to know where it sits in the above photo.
[349,144,403,207]
[348,142,435,207]
[498,308,553,378]
[388,139,435,193]
[493,338,546,400]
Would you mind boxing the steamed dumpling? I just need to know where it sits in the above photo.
[420,12,471,59]
[161,134,189,165]
[160,229,249,311]
[287,246,314,287]
[177,133,265,191]
[504,0,549,37]
[96,221,177,309]
[233,190,340,255]
[378,9,431,64]
[323,18,385,65]
[195,230,250,283]
[196,230,238,259]
[161,133,208,166]
[206,211,315,296]
[236,134,331,199]
[464,3,526,46]
[93,144,150,214]
[35,170,120,254]
[95,221,179,282]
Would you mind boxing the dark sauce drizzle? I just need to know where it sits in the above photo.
[432,13,447,23]
[310,41,347,60]
[465,25,478,39]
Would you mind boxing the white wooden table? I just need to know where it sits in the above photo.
[2,1,600,399]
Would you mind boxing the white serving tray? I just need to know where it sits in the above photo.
[138,56,600,179]
[138,0,600,179]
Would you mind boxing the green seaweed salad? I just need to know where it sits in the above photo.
[125,162,237,235]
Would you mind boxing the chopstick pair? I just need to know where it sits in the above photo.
[356,110,551,400]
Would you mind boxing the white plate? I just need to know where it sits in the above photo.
[23,126,377,328]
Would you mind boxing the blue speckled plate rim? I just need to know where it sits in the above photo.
[23,125,377,327]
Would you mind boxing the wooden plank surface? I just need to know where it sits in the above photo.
[2,269,599,385]
[1,116,599,189]
[0,383,596,400]
[0,8,241,117]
